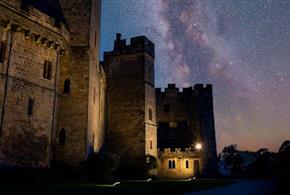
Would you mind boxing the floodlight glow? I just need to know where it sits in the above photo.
[195,143,202,150]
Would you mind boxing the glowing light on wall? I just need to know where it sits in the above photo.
[195,143,202,150]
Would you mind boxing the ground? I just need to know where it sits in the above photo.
[0,179,233,195]
[185,179,277,195]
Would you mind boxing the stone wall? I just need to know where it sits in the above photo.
[104,34,157,177]
[55,0,104,165]
[156,84,217,176]
[0,0,68,167]
[158,148,201,179]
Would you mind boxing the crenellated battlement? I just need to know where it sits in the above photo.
[156,83,213,98]
[104,33,155,59]
[158,147,200,158]
[0,0,70,42]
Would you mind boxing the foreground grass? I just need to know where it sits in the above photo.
[0,179,235,195]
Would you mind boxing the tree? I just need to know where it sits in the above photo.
[219,145,243,176]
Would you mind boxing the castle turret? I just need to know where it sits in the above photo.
[55,0,105,165]
[103,33,157,178]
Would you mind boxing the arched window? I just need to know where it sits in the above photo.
[149,108,153,121]
[27,98,34,116]
[59,128,66,145]
[172,160,176,169]
[63,79,70,94]
[168,160,172,169]
[43,60,52,80]
[185,160,189,168]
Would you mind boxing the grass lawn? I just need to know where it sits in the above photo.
[0,179,235,195]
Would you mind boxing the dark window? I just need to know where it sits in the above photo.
[27,98,34,116]
[43,61,52,80]
[95,32,97,46]
[186,160,189,168]
[169,160,176,169]
[178,121,188,129]
[64,79,70,94]
[163,104,170,113]
[149,108,153,121]
[148,65,152,79]
[59,128,66,145]
[150,140,153,149]
[0,41,6,63]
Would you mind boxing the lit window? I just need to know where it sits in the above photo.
[43,60,52,80]
[27,98,34,116]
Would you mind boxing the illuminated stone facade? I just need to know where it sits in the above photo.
[0,0,105,167]
[156,84,217,177]
[158,148,201,179]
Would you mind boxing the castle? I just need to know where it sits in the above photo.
[0,0,217,179]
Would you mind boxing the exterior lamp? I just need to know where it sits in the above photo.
[195,143,202,150]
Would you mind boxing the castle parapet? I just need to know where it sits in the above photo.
[0,0,70,42]
[156,83,213,98]
[158,147,200,158]
[111,33,155,58]
[193,84,212,98]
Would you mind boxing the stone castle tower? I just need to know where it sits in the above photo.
[55,0,105,165]
[156,84,217,176]
[103,33,157,177]
[0,0,104,167]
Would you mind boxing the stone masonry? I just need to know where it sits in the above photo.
[156,84,217,176]
[103,33,157,177]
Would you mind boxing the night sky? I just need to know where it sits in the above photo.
[100,0,290,152]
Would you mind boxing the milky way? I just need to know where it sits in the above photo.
[101,0,290,152]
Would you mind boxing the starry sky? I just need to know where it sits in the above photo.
[100,0,290,152]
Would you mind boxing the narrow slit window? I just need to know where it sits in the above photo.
[27,98,34,116]
[64,79,70,94]
[43,60,52,80]
[0,41,6,63]
[150,140,153,149]
[94,87,96,104]
[168,160,172,169]
[59,128,66,145]
[149,108,153,121]
[186,160,189,168]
